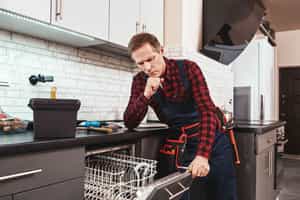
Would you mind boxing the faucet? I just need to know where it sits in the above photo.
[29,74,54,85]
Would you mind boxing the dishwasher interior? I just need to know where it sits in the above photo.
[85,139,193,200]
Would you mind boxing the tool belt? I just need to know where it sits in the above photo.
[159,122,200,171]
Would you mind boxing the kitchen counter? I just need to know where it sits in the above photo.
[0,127,168,156]
[233,120,286,134]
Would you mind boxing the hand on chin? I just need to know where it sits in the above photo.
[148,71,160,78]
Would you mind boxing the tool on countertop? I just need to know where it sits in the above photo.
[77,126,113,134]
[77,121,122,134]
[78,120,108,128]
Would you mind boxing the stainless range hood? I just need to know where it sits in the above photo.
[0,8,130,57]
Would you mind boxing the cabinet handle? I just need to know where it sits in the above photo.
[136,21,140,33]
[0,169,43,182]
[55,0,60,21]
[55,0,63,21]
[59,0,63,20]
[269,151,272,176]
[142,24,146,32]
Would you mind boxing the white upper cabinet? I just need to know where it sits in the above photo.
[0,0,163,49]
[140,0,164,45]
[51,0,109,40]
[109,0,164,47]
[0,0,51,22]
[109,0,140,47]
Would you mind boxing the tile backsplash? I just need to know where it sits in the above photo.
[0,30,233,122]
[0,30,134,121]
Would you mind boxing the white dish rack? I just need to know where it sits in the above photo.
[84,152,157,200]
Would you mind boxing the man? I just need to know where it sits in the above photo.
[124,32,237,200]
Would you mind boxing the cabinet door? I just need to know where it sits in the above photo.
[0,0,50,22]
[51,0,109,40]
[0,196,12,200]
[0,147,84,196]
[14,178,83,200]
[140,0,164,44]
[256,150,270,200]
[256,147,274,200]
[109,0,140,47]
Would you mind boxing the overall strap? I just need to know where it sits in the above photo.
[176,60,190,92]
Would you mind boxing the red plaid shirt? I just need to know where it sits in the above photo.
[124,57,220,158]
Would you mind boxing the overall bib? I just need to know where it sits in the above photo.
[152,60,238,200]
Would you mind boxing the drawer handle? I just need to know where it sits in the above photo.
[0,169,43,182]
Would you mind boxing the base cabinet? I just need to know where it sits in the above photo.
[0,147,85,199]
[235,130,276,200]
[14,178,83,200]
[0,196,12,200]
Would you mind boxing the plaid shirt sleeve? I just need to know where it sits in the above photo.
[123,73,150,129]
[185,60,220,158]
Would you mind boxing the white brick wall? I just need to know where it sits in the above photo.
[0,30,233,122]
[0,30,134,121]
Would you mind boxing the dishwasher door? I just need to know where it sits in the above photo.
[85,142,193,200]
[136,171,193,200]
[137,134,194,200]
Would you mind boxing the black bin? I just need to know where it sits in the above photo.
[28,98,81,139]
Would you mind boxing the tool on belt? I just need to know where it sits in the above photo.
[228,129,240,165]
[216,107,241,165]
[159,122,200,170]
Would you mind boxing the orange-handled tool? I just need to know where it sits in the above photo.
[88,127,113,134]
[76,126,113,134]
[228,129,241,165]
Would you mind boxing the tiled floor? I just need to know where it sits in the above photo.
[278,156,300,200]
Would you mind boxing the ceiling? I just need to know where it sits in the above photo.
[264,0,300,32]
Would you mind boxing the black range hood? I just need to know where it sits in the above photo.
[201,0,266,65]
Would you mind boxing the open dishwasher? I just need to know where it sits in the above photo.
[84,143,193,200]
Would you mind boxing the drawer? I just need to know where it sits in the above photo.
[0,196,12,200]
[0,147,84,196]
[256,130,276,154]
[13,178,83,200]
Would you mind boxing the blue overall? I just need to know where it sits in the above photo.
[153,60,238,200]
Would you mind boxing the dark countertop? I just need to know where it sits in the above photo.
[1,120,285,156]
[0,127,168,157]
[233,120,286,134]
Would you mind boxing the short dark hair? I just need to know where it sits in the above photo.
[128,32,161,55]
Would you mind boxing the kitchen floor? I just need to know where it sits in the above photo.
[278,155,300,200]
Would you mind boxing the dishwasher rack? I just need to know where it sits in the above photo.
[84,152,157,200]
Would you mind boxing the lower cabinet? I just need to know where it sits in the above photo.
[0,147,85,199]
[235,130,276,200]
[14,178,83,200]
[0,196,12,200]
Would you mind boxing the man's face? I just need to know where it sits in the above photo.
[131,43,166,78]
